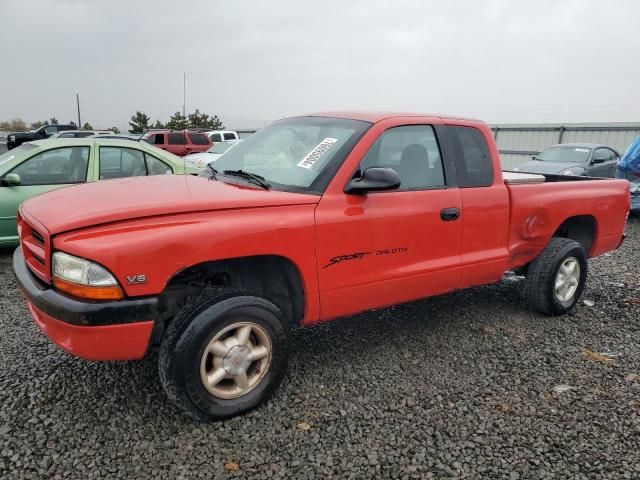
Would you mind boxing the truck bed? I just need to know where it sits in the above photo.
[503,173,629,270]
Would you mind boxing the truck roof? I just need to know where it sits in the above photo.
[305,111,483,124]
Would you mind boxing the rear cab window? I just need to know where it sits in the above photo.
[223,132,237,141]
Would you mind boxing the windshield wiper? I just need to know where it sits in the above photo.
[204,164,219,180]
[222,169,270,189]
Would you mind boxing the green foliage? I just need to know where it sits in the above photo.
[128,111,151,134]
[110,126,121,134]
[187,109,224,130]
[49,117,59,125]
[166,111,188,130]
[82,122,93,131]
[152,120,164,129]
[69,121,77,127]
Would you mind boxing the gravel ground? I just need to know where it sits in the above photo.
[1,220,639,479]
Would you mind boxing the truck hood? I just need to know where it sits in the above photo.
[514,161,586,175]
[21,174,320,235]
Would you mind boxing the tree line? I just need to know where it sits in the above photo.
[1,108,225,135]
[128,110,224,134]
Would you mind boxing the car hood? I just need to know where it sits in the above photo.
[21,174,319,235]
[514,161,586,174]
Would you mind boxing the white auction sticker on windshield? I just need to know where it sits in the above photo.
[575,148,589,152]
[297,137,338,169]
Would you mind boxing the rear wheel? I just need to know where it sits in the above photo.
[158,288,290,420]
[524,238,588,315]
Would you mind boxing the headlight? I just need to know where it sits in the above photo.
[558,169,575,176]
[9,135,15,141]
[52,252,123,300]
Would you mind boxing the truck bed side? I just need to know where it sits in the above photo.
[505,177,629,270]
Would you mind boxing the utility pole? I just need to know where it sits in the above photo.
[182,73,186,119]
[76,93,82,129]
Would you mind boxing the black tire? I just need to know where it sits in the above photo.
[524,238,588,315]
[158,287,290,421]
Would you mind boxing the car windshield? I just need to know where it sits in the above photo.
[207,141,237,154]
[537,146,591,163]
[213,117,370,192]
[0,144,38,167]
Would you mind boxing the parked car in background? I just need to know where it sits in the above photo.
[183,139,242,168]
[627,173,640,212]
[0,138,200,246]
[50,130,114,138]
[142,130,211,156]
[513,143,619,177]
[7,124,76,150]
[206,130,239,144]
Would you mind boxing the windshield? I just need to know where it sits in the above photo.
[0,143,38,168]
[537,146,591,163]
[213,117,370,192]
[207,141,237,154]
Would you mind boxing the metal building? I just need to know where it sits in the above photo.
[490,122,640,170]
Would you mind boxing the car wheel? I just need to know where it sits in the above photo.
[524,238,588,315]
[158,287,290,421]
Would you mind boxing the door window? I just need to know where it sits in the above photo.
[593,149,612,162]
[9,147,89,185]
[146,155,173,175]
[168,133,186,145]
[43,126,57,135]
[359,125,445,189]
[210,133,222,142]
[187,133,209,145]
[99,147,173,179]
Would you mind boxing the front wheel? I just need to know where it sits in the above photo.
[524,238,588,315]
[158,288,290,420]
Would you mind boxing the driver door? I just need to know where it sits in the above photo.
[0,146,90,244]
[314,124,463,320]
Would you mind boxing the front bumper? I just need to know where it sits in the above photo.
[13,247,158,361]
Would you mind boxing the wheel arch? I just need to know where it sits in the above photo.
[158,255,306,330]
[552,214,597,256]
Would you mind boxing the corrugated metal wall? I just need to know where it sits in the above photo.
[490,122,640,170]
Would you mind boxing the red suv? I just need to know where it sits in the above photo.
[142,130,211,156]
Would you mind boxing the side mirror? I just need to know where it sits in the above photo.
[3,173,21,186]
[344,167,401,194]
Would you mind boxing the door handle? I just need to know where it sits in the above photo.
[440,207,460,221]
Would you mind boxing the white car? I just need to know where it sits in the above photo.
[183,139,242,168]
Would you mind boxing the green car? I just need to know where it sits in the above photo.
[0,138,200,247]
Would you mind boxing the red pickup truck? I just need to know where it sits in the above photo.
[13,112,629,420]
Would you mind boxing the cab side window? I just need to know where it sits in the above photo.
[10,147,89,185]
[359,125,445,190]
[448,126,493,187]
[210,133,222,142]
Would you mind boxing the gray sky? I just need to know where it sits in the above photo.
[1,0,639,130]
